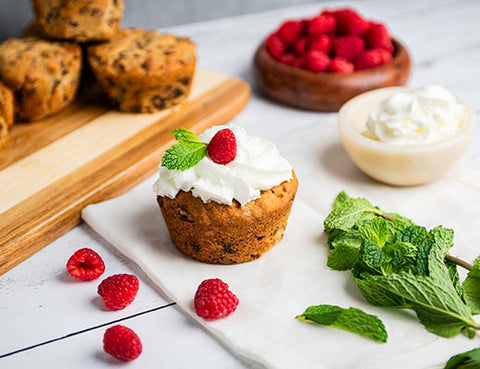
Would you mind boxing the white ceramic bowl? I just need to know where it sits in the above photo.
[338,87,475,186]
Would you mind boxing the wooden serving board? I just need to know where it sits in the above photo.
[0,70,251,276]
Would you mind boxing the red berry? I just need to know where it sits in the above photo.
[207,128,237,165]
[279,53,296,65]
[194,279,239,320]
[278,20,303,44]
[66,248,105,281]
[305,50,330,72]
[98,274,139,311]
[293,37,308,55]
[333,35,365,58]
[103,325,142,361]
[330,57,355,73]
[309,34,332,55]
[354,48,392,70]
[292,56,306,68]
[307,14,337,35]
[335,8,371,35]
[266,33,286,59]
[365,23,393,52]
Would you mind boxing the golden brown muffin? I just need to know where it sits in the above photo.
[157,172,298,264]
[88,28,196,113]
[0,38,81,121]
[0,82,14,127]
[22,20,51,39]
[31,0,124,42]
[0,117,9,149]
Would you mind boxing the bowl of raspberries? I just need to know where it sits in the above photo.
[253,7,411,111]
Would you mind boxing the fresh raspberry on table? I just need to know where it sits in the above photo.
[103,325,142,361]
[98,274,139,311]
[365,23,393,52]
[309,34,332,55]
[305,50,331,72]
[354,48,392,70]
[266,33,286,59]
[194,278,239,320]
[294,37,308,55]
[207,128,237,165]
[279,53,296,65]
[66,248,105,281]
[335,8,371,35]
[307,13,337,35]
[332,35,365,58]
[329,57,355,73]
[278,20,303,44]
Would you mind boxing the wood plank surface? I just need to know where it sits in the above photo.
[0,70,251,275]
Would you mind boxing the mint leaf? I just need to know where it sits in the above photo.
[297,305,387,343]
[428,226,455,281]
[161,142,207,171]
[327,244,361,270]
[327,229,362,250]
[359,217,390,247]
[172,129,202,144]
[362,240,389,271]
[333,191,349,210]
[445,348,480,369]
[354,273,478,337]
[463,256,480,315]
[324,196,382,232]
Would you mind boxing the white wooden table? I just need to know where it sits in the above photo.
[1,1,480,368]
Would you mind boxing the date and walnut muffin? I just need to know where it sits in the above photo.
[0,38,81,121]
[0,83,15,149]
[154,125,297,264]
[31,0,125,42]
[87,28,196,113]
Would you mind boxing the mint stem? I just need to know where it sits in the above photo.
[380,213,395,222]
[445,254,473,271]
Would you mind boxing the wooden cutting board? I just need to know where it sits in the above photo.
[0,70,251,276]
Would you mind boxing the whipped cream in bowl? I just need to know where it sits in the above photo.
[154,124,293,206]
[338,86,475,186]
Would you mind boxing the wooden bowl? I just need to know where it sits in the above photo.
[253,39,411,112]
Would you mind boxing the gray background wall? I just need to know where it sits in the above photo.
[0,0,328,40]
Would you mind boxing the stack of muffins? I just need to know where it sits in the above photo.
[0,0,196,149]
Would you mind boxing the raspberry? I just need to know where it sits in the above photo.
[278,20,303,44]
[207,128,237,165]
[103,325,142,361]
[330,57,355,73]
[194,279,239,320]
[307,14,337,35]
[309,34,332,55]
[66,248,105,281]
[335,8,371,35]
[278,53,296,66]
[305,50,330,72]
[266,33,286,59]
[292,55,305,68]
[98,274,139,311]
[354,48,392,70]
[293,37,308,55]
[365,23,393,52]
[333,35,365,58]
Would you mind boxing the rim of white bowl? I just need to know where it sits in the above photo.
[338,86,475,153]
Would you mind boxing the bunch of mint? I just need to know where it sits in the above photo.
[324,191,480,338]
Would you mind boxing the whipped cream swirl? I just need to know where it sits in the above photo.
[366,85,466,145]
[153,124,293,206]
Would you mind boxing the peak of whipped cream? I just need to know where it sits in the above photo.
[365,85,466,145]
[153,124,293,206]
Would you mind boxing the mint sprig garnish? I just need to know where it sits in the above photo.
[297,305,388,343]
[161,129,207,171]
[445,347,480,368]
[323,191,480,339]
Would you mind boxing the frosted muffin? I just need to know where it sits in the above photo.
[154,124,297,264]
